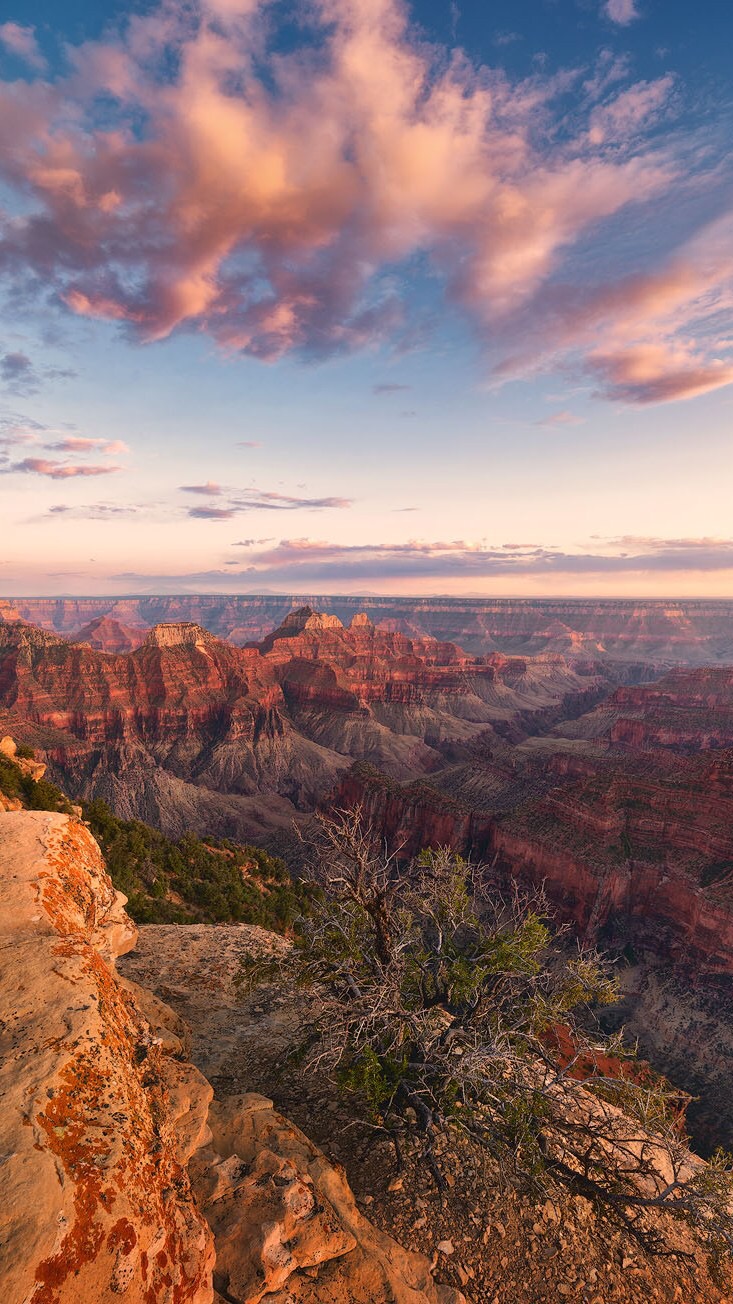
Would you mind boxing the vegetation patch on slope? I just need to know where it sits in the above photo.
[0,746,308,930]
[83,798,309,928]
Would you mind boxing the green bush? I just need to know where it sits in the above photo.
[83,797,310,930]
[0,755,74,814]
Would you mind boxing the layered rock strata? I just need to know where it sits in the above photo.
[0,613,610,841]
[4,595,733,664]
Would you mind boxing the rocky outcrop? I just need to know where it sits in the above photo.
[72,616,146,654]
[0,808,463,1304]
[5,596,733,664]
[193,1095,461,1304]
[0,811,215,1303]
[0,733,47,780]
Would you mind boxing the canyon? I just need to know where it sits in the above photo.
[0,606,617,841]
[2,603,733,1160]
[3,595,733,664]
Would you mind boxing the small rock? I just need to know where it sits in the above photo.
[437,1239,454,1256]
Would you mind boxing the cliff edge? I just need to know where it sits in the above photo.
[0,807,463,1304]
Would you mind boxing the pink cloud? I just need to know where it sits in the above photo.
[604,0,640,24]
[6,457,122,479]
[536,409,585,428]
[493,213,733,402]
[588,76,674,145]
[590,343,733,403]
[46,436,130,455]
[0,22,46,71]
[0,0,728,403]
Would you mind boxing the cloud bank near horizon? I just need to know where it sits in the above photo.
[0,0,731,404]
[108,534,733,590]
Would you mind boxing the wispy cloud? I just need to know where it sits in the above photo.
[181,481,223,496]
[590,342,733,404]
[373,382,411,395]
[0,22,46,71]
[0,351,45,397]
[536,410,585,428]
[40,502,138,521]
[47,436,129,456]
[4,457,122,479]
[0,414,129,463]
[184,487,353,518]
[111,532,733,589]
[0,412,48,447]
[0,351,77,397]
[188,505,234,520]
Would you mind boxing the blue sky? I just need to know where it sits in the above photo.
[0,0,732,597]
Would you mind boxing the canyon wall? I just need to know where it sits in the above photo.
[4,595,733,663]
[0,611,611,841]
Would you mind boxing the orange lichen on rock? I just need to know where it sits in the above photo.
[0,810,460,1304]
[0,811,215,1304]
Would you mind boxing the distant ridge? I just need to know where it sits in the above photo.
[3,596,733,664]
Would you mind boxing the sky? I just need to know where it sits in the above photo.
[0,0,732,598]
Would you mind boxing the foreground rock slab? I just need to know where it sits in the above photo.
[0,809,464,1304]
[193,1093,464,1304]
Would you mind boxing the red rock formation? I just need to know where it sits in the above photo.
[607,666,733,750]
[72,614,147,653]
[0,614,609,841]
[5,595,733,663]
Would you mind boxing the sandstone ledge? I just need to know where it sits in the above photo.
[0,811,215,1304]
[0,811,464,1304]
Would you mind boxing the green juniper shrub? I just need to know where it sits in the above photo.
[264,806,733,1275]
[83,797,310,930]
[0,754,309,932]
[0,754,75,814]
